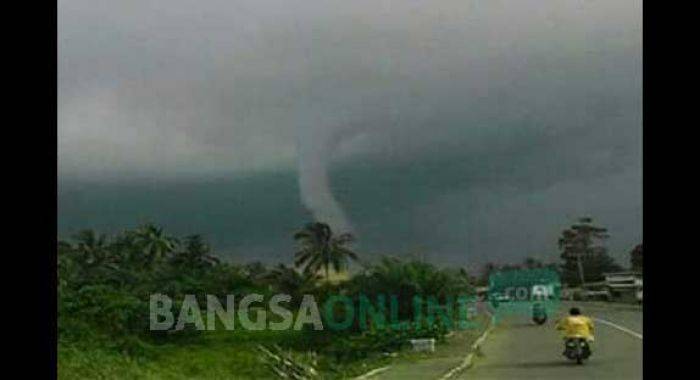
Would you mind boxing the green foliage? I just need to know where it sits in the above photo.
[58,222,478,379]
[60,284,147,341]
[170,234,219,270]
[58,330,312,380]
[558,217,622,285]
[348,257,472,322]
[264,264,321,305]
[293,222,358,281]
[58,224,267,354]
[297,257,473,364]
[321,317,450,364]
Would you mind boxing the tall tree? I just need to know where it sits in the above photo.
[558,217,613,286]
[72,229,110,266]
[263,264,320,302]
[171,234,219,269]
[243,261,269,284]
[132,223,178,264]
[480,262,499,285]
[523,257,544,269]
[630,244,642,272]
[293,222,358,282]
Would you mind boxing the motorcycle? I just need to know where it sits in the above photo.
[532,303,547,325]
[563,338,591,364]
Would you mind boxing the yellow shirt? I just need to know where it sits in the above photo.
[556,316,594,340]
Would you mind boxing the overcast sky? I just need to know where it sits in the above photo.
[58,0,642,267]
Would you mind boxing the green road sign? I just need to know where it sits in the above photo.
[488,267,561,323]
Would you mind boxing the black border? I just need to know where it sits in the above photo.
[45,1,655,378]
[40,1,58,377]
[641,0,676,375]
[643,3,648,375]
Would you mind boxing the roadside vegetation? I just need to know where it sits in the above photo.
[58,222,479,379]
[58,217,638,379]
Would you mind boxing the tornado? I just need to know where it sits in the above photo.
[297,123,353,234]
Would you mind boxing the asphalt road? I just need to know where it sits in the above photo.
[457,302,643,380]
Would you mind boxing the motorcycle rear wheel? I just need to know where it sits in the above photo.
[575,342,583,364]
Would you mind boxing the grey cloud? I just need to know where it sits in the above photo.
[58,0,642,262]
[59,0,641,174]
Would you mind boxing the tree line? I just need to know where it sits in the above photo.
[477,217,641,287]
[58,221,473,359]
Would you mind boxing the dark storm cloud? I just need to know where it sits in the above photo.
[59,0,640,175]
[58,0,642,264]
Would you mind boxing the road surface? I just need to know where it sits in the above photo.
[456,302,643,379]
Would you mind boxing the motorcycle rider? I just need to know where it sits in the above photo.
[555,307,594,356]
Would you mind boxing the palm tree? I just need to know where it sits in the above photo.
[133,223,178,264]
[293,222,358,282]
[264,264,320,300]
[72,229,110,266]
[171,234,219,269]
[244,261,269,283]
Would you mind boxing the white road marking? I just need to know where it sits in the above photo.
[439,313,497,380]
[594,317,643,340]
[352,366,390,379]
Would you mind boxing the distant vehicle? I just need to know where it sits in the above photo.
[494,293,513,302]
[532,303,547,325]
[489,293,512,308]
[581,289,611,302]
[491,293,512,302]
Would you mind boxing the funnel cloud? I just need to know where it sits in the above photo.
[58,0,642,264]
